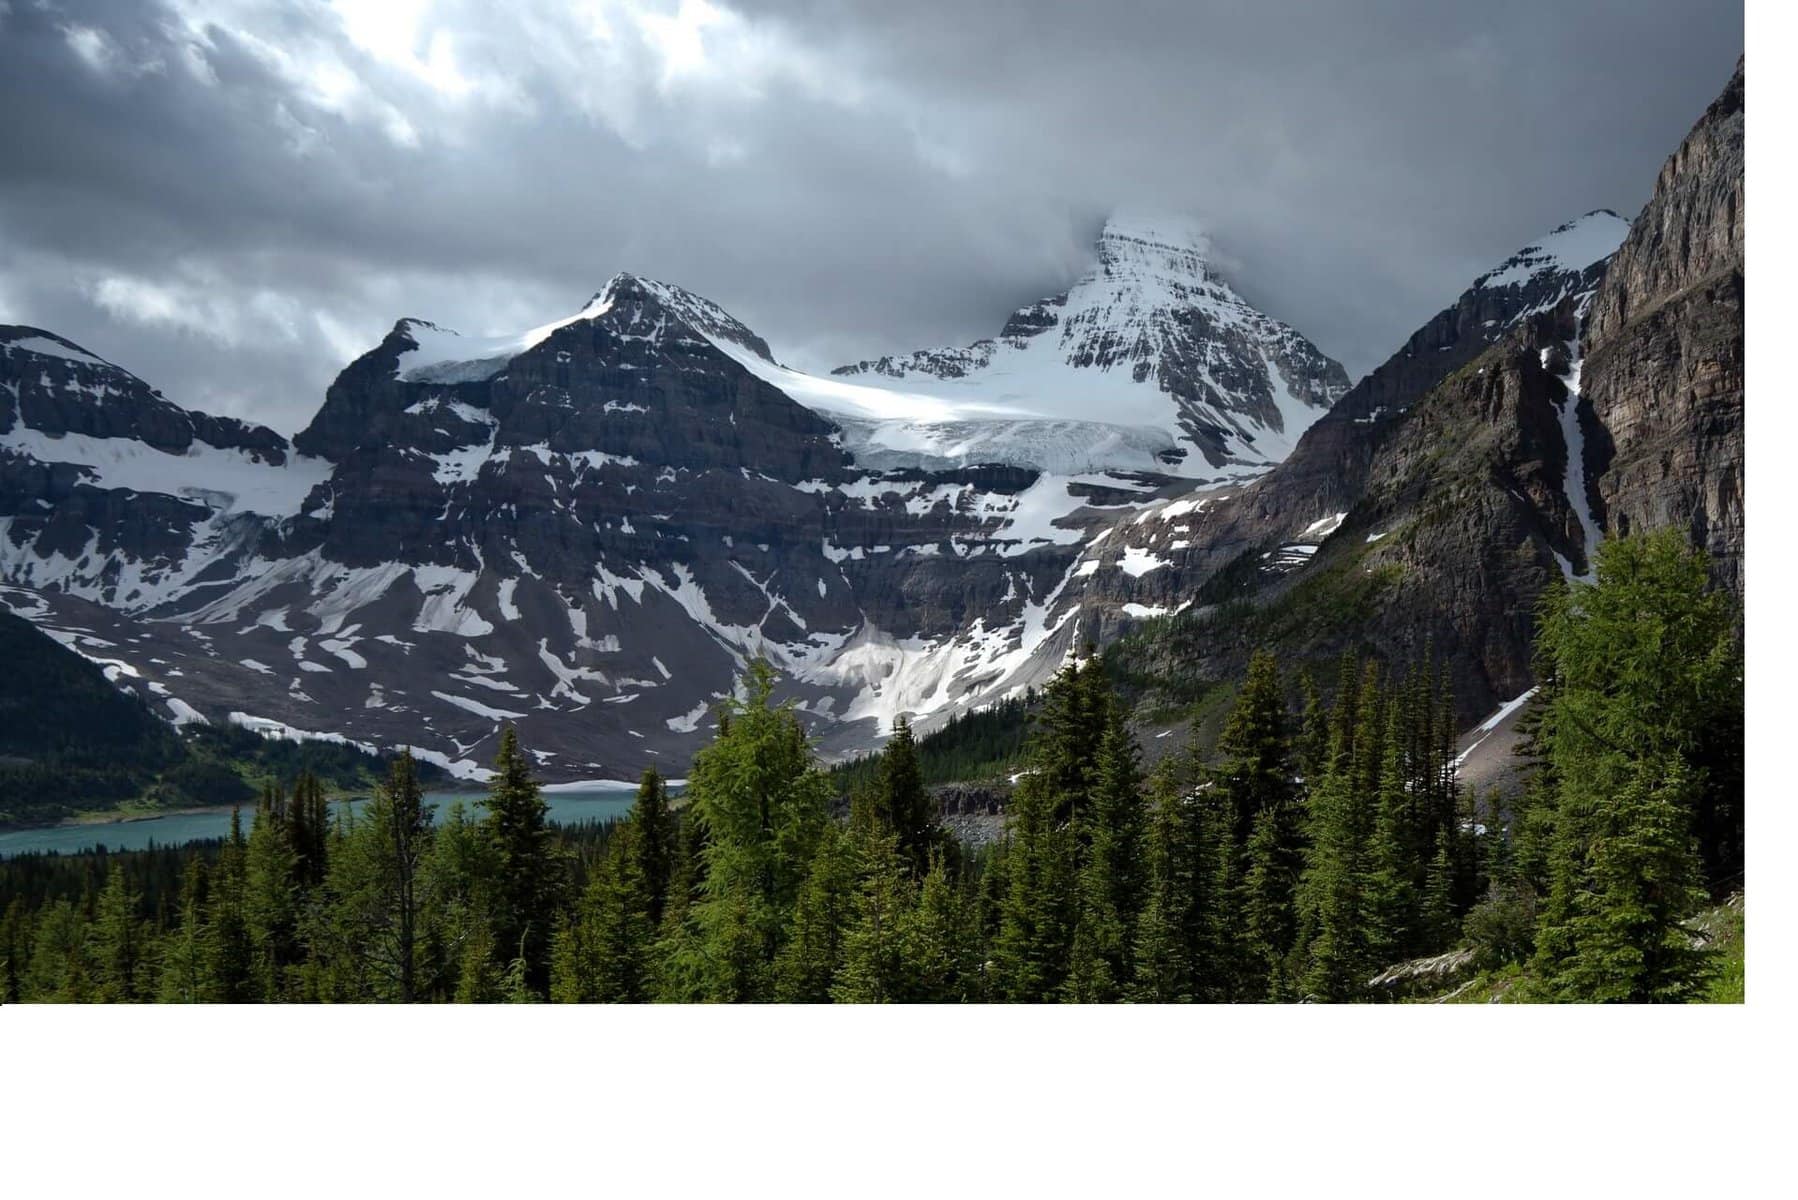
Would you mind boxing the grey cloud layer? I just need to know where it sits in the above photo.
[0,0,1743,431]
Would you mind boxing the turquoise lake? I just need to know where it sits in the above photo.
[0,784,651,859]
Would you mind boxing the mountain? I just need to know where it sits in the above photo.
[1066,212,1627,728]
[1088,64,1742,752]
[1,221,1343,782]
[1583,58,1744,595]
[832,213,1350,476]
[0,47,1744,795]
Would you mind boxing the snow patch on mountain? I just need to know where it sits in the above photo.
[394,293,616,383]
[1,332,112,369]
[1474,211,1630,293]
[1,425,330,517]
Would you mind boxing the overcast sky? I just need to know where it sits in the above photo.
[0,0,1743,433]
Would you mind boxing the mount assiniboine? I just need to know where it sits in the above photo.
[0,187,1697,782]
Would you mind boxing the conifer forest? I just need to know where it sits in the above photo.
[0,533,1743,1004]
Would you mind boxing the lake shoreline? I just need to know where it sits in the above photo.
[42,785,495,832]
[0,785,650,859]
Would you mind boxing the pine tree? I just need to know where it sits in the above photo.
[1210,651,1296,998]
[482,726,565,998]
[551,824,651,1002]
[773,821,859,1002]
[1531,532,1737,1002]
[1242,801,1302,1000]
[632,766,675,927]
[1296,661,1381,1002]
[903,850,981,1002]
[993,658,1109,1000]
[206,807,255,1002]
[1,898,27,1004]
[156,859,208,1003]
[89,865,146,1002]
[289,770,332,888]
[1298,669,1330,787]
[832,808,919,1003]
[1066,702,1147,1001]
[1365,700,1420,963]
[1419,836,1455,954]
[993,775,1078,1001]
[244,783,301,1000]
[1130,760,1206,1002]
[415,800,497,1002]
[25,900,93,1002]
[875,715,937,875]
[677,659,831,1002]
[325,752,433,1001]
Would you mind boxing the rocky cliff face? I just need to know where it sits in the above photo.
[1081,65,1743,733]
[1583,59,1744,594]
[1090,298,1597,725]
[1052,213,1627,719]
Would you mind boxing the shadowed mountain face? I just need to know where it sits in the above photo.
[0,63,1746,781]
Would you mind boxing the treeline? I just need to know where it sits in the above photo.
[828,693,1034,796]
[0,532,1741,1003]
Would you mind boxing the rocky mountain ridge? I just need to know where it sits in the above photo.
[1087,63,1742,733]
[1583,59,1744,594]
[2,220,1338,779]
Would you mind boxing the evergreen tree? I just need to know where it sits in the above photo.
[1298,669,1330,787]
[326,752,433,1001]
[832,807,919,1003]
[1531,533,1737,1002]
[993,775,1078,1001]
[993,658,1111,1000]
[676,659,831,1002]
[25,900,93,1002]
[88,864,146,1002]
[289,770,332,888]
[156,859,208,1003]
[1241,800,1303,1000]
[1,898,26,1004]
[482,726,565,998]
[773,821,859,1002]
[551,825,651,1002]
[632,766,675,927]
[1210,651,1296,997]
[419,801,498,1002]
[244,784,301,999]
[1130,759,1212,1002]
[1065,702,1147,1001]
[874,715,937,875]
[205,807,256,1002]
[1364,700,1420,963]
[1296,661,1381,1001]
[903,850,981,1002]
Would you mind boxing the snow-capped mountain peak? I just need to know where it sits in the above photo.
[1091,210,1217,284]
[1473,210,1630,293]
[389,273,776,386]
[829,209,1349,474]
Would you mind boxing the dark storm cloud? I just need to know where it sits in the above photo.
[0,0,1743,432]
